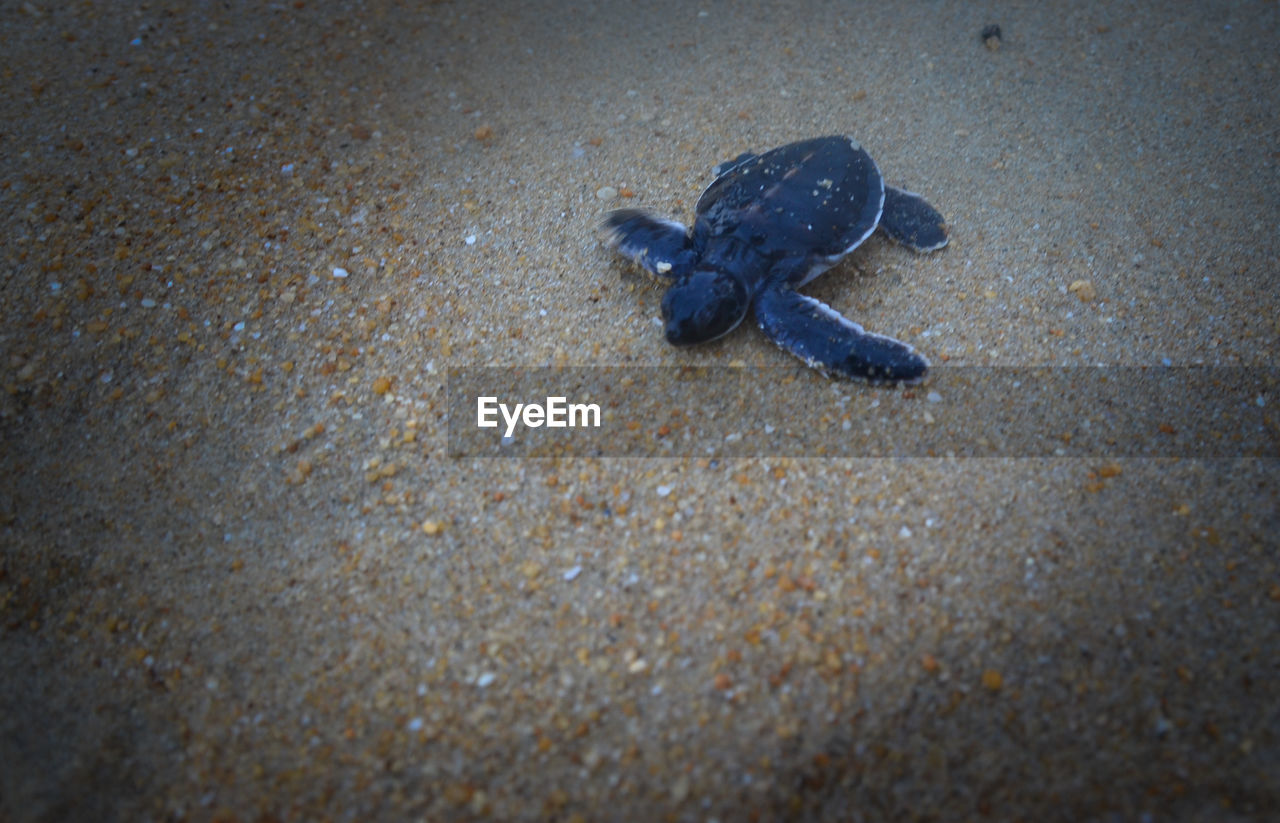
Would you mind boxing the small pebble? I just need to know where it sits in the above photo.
[464,235,477,245]
[563,565,582,581]
[981,24,1002,50]
[333,267,349,279]
[1068,280,1097,302]
[475,673,496,688]
[595,186,618,201]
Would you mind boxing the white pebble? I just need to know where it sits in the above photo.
[595,186,618,201]
[407,717,423,732]
[656,485,672,497]
[475,672,496,688]
[563,565,582,581]
[332,267,349,278]
[140,298,157,308]
[899,525,913,538]
[926,391,942,403]
[464,234,477,245]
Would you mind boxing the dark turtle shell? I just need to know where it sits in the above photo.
[695,136,886,272]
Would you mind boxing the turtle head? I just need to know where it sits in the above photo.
[660,268,749,346]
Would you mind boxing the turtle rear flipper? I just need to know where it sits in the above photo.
[879,186,948,252]
[753,284,928,383]
[602,209,700,279]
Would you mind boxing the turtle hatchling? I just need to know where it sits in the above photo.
[603,135,948,383]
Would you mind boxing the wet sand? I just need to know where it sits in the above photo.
[2,1,1276,820]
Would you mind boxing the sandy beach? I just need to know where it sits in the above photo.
[2,1,1276,820]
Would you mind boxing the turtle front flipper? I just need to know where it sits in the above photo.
[753,283,928,383]
[879,186,949,252]
[602,209,701,279]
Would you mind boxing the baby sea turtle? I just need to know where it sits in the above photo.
[603,135,947,383]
